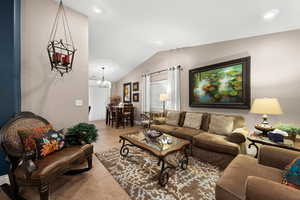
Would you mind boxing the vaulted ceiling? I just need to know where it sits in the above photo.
[59,0,300,82]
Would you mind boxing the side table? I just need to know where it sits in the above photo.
[247,133,300,158]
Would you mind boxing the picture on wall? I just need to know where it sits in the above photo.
[133,93,139,102]
[189,57,251,109]
[123,82,132,103]
[133,82,139,91]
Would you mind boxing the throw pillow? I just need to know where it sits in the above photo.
[209,115,234,136]
[18,124,53,152]
[183,112,203,129]
[166,111,181,126]
[35,130,65,158]
[283,156,300,190]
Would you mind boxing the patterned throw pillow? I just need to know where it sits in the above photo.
[35,130,65,158]
[166,111,181,126]
[208,115,234,136]
[183,112,203,129]
[283,156,300,190]
[18,124,53,152]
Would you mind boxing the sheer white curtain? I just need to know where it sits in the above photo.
[141,74,151,112]
[167,66,181,111]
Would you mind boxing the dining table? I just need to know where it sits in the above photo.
[106,105,135,128]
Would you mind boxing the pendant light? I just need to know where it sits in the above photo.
[97,67,111,88]
[47,0,76,77]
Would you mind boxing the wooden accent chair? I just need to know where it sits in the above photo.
[108,106,124,128]
[122,104,134,127]
[0,112,93,200]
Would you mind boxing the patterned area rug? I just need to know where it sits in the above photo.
[95,147,221,200]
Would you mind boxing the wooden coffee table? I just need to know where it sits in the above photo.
[119,131,190,186]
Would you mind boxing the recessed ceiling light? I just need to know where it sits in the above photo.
[263,9,280,21]
[153,40,164,46]
[93,6,103,14]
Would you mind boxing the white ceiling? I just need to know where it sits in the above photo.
[59,0,300,82]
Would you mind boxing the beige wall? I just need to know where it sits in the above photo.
[21,0,89,129]
[116,29,300,129]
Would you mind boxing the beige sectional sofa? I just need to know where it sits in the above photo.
[216,146,300,200]
[151,110,249,169]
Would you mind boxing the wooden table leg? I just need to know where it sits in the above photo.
[105,109,109,125]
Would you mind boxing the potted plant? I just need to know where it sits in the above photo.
[66,123,98,145]
[275,123,300,141]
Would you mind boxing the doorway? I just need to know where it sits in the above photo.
[89,86,111,121]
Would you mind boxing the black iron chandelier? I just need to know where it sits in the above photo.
[47,0,76,77]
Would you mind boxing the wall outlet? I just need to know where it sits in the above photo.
[75,99,83,106]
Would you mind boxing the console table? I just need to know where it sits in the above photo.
[247,133,300,158]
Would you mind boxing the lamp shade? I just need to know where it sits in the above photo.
[160,93,168,101]
[250,98,283,115]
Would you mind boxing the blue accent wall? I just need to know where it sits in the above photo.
[0,0,21,176]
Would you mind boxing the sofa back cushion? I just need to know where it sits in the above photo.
[200,113,210,131]
[178,111,186,127]
[206,113,245,130]
[183,112,203,129]
[166,111,181,126]
[209,115,234,136]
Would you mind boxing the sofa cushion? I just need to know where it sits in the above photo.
[170,127,203,141]
[165,111,181,126]
[151,124,177,134]
[199,113,210,131]
[178,111,186,127]
[193,132,240,156]
[209,115,234,136]
[208,113,246,130]
[183,112,203,129]
[216,154,283,200]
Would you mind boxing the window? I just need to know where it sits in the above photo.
[150,80,168,111]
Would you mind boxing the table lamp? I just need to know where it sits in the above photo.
[160,93,168,117]
[250,98,283,135]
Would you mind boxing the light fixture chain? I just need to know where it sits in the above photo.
[62,9,68,45]
[48,1,62,43]
[61,3,75,48]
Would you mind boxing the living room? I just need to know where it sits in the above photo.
[1,0,300,200]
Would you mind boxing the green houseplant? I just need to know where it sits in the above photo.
[66,123,98,145]
[275,123,300,141]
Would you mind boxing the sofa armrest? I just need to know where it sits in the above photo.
[245,176,300,200]
[227,128,248,144]
[258,145,300,170]
[233,127,249,137]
